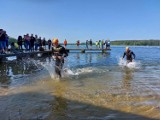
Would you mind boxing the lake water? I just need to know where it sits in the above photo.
[0,46,160,120]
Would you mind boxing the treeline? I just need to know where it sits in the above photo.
[9,37,160,46]
[111,40,160,46]
[8,37,17,44]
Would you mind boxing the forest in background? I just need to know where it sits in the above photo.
[111,40,160,46]
[8,37,160,46]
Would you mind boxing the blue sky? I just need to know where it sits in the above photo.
[1,0,160,42]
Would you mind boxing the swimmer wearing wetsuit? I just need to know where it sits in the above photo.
[52,38,68,78]
[122,47,135,63]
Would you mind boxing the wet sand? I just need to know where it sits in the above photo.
[0,77,159,120]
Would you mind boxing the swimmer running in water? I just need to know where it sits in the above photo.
[122,47,136,63]
[52,38,68,78]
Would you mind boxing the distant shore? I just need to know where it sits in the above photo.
[8,37,160,46]
[111,40,160,46]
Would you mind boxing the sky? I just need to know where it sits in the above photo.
[1,0,160,42]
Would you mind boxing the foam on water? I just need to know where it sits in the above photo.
[6,56,17,61]
[40,61,56,79]
[40,60,96,79]
[39,60,79,80]
[76,67,94,74]
[63,68,79,76]
[118,58,141,69]
[63,66,108,77]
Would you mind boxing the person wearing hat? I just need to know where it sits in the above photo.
[122,47,135,63]
[52,38,68,78]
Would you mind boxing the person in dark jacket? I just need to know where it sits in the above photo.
[0,29,6,54]
[30,34,35,51]
[48,39,52,50]
[42,38,46,49]
[86,40,89,49]
[89,39,92,49]
[17,35,23,50]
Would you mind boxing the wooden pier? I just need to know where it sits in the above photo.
[0,48,111,61]
[66,48,111,53]
[0,50,52,58]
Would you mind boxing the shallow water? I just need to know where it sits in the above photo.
[0,46,160,120]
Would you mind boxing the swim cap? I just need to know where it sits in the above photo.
[52,38,59,44]
[126,46,129,50]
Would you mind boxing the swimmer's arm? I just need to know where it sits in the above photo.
[122,52,126,59]
[132,52,136,59]
[62,47,68,57]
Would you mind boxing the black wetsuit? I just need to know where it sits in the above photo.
[52,45,68,77]
[123,50,135,62]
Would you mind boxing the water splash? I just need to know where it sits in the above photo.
[76,67,94,74]
[40,61,56,79]
[26,57,103,80]
[63,67,94,76]
[6,56,17,61]
[39,59,78,80]
[63,68,79,76]
[118,58,141,69]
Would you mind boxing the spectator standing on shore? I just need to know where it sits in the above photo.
[25,34,30,51]
[89,39,92,49]
[0,29,6,54]
[64,39,67,48]
[98,40,101,49]
[38,37,42,48]
[0,29,3,54]
[23,35,27,50]
[108,40,110,49]
[86,40,89,49]
[5,33,9,52]
[34,35,39,51]
[3,31,7,53]
[30,34,35,51]
[42,38,46,49]
[17,35,23,50]
[48,39,52,50]
[95,41,99,48]
[101,40,104,49]
[105,40,108,49]
[76,40,80,48]
[105,39,110,49]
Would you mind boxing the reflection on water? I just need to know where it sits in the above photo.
[122,68,134,90]
[51,82,68,118]
[0,57,47,88]
[0,47,160,120]
[0,63,11,87]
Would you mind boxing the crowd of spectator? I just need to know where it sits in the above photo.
[17,33,52,52]
[0,29,110,54]
[0,30,53,54]
[85,39,110,49]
